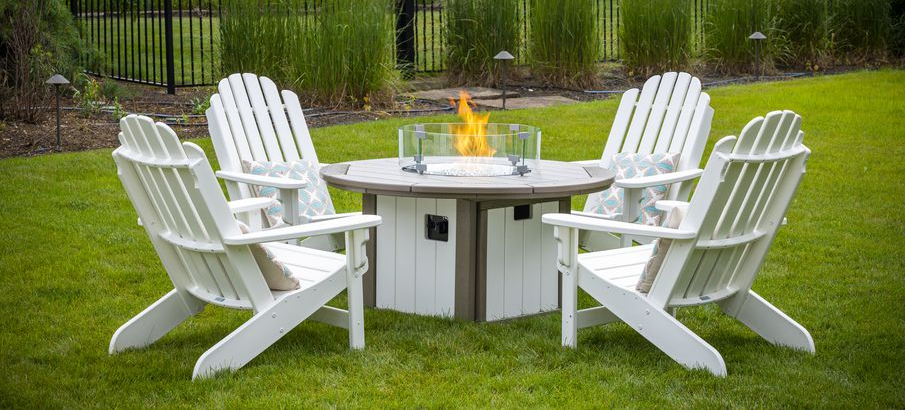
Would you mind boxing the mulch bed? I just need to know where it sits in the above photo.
[0,66,867,159]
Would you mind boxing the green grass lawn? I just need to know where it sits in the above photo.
[1,70,904,407]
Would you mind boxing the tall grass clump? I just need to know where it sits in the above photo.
[220,0,310,85]
[704,0,784,73]
[445,0,520,85]
[830,0,892,62]
[892,0,905,58]
[220,0,395,107]
[775,0,830,69]
[529,0,598,88]
[620,0,693,77]
[304,0,395,106]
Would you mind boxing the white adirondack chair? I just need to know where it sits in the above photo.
[206,73,357,250]
[545,111,814,376]
[575,72,713,249]
[109,115,381,380]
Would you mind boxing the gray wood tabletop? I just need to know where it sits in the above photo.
[321,158,614,200]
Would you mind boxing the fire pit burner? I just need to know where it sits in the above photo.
[398,123,541,177]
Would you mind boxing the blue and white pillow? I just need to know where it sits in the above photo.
[584,152,679,226]
[241,159,336,227]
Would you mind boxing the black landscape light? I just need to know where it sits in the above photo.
[749,32,767,81]
[45,74,70,152]
[494,51,515,110]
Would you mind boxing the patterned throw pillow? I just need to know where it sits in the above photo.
[584,152,679,226]
[636,207,685,294]
[236,222,300,291]
[241,159,336,227]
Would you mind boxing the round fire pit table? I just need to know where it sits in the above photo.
[321,158,614,322]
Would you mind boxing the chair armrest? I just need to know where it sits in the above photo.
[227,197,275,214]
[223,215,382,245]
[308,212,362,222]
[654,200,689,214]
[542,213,696,240]
[614,169,703,189]
[571,159,602,166]
[216,170,309,190]
[570,210,620,220]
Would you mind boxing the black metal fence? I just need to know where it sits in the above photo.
[72,0,712,91]
[71,0,220,93]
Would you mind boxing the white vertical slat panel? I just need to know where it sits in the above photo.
[226,74,268,161]
[259,77,300,162]
[485,208,506,320]
[215,79,254,166]
[376,196,397,309]
[540,202,560,310]
[503,207,524,318]
[637,72,678,155]
[654,72,692,153]
[521,204,543,314]
[435,199,457,317]
[415,198,438,315]
[241,74,283,161]
[621,75,661,153]
[281,91,319,164]
[600,89,641,168]
[668,78,703,153]
[394,197,418,313]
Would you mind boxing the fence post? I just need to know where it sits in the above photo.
[163,0,177,94]
[396,0,416,78]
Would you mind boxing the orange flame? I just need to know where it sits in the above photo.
[449,91,495,157]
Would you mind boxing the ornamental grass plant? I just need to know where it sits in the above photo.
[444,0,520,86]
[704,0,786,73]
[220,0,395,107]
[620,0,693,77]
[774,0,831,69]
[528,0,599,89]
[830,0,892,62]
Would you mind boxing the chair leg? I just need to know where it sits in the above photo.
[109,289,204,354]
[719,290,815,353]
[562,266,579,348]
[346,272,365,350]
[193,277,345,380]
[579,272,727,376]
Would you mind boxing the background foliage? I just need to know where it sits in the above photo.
[0,0,83,123]
[620,0,693,76]
[220,0,395,107]
[529,0,599,88]
[444,0,520,86]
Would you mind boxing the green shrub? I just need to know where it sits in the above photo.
[775,0,830,69]
[620,0,693,77]
[529,0,598,88]
[831,0,892,62]
[704,0,785,73]
[445,0,520,86]
[220,0,395,107]
[0,0,83,123]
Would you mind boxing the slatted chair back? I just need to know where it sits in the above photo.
[114,115,274,312]
[596,72,713,201]
[648,110,810,308]
[207,73,319,201]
